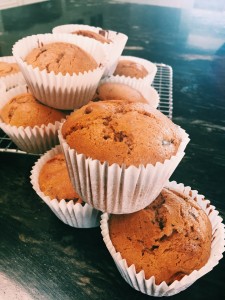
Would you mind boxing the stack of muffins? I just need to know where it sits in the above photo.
[0,24,224,297]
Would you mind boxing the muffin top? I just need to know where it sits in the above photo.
[114,60,148,79]
[25,42,98,75]
[109,188,212,285]
[61,100,182,166]
[0,92,66,127]
[93,82,148,103]
[0,61,20,77]
[39,153,83,203]
[72,29,111,44]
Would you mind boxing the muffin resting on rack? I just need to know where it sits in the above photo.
[25,42,98,75]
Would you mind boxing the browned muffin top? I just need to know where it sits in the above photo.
[25,42,98,75]
[0,92,66,127]
[92,82,148,103]
[0,61,20,77]
[72,29,111,44]
[39,153,83,203]
[61,100,182,166]
[114,59,149,79]
[109,188,212,285]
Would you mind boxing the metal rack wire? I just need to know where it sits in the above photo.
[0,63,173,155]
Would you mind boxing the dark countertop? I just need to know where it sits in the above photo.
[0,0,225,299]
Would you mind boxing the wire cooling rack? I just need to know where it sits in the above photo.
[0,63,173,155]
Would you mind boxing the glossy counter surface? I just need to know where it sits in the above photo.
[0,1,225,299]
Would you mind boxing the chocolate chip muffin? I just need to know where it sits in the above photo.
[61,100,182,166]
[114,59,149,79]
[109,188,212,285]
[93,82,148,103]
[0,61,20,77]
[39,153,83,203]
[72,29,111,44]
[25,42,98,75]
[0,92,65,127]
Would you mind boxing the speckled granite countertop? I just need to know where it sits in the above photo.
[0,0,225,299]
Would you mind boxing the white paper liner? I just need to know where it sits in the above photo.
[12,33,107,110]
[99,76,159,108]
[0,56,26,90]
[58,122,190,214]
[52,24,128,76]
[100,180,225,297]
[0,85,64,154]
[114,55,158,85]
[0,79,6,94]
[30,145,101,228]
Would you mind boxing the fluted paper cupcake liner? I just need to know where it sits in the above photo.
[0,85,64,154]
[100,181,225,297]
[30,145,101,228]
[12,33,107,110]
[114,55,158,85]
[0,79,6,94]
[98,76,159,108]
[52,24,128,76]
[0,56,26,90]
[58,123,190,214]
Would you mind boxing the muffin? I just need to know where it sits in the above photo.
[59,100,189,213]
[12,33,107,109]
[31,145,100,228]
[114,56,157,84]
[0,85,65,154]
[39,153,82,202]
[93,82,148,103]
[114,59,148,79]
[100,181,225,296]
[25,42,98,75]
[72,29,111,44]
[0,56,26,90]
[93,76,159,108]
[0,92,65,127]
[109,188,212,285]
[61,100,181,166]
[52,24,128,76]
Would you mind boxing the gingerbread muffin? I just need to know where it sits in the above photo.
[93,82,148,103]
[25,42,98,75]
[0,92,65,127]
[72,29,111,44]
[61,100,182,166]
[39,153,83,204]
[109,187,212,285]
[0,61,20,77]
[114,59,148,79]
